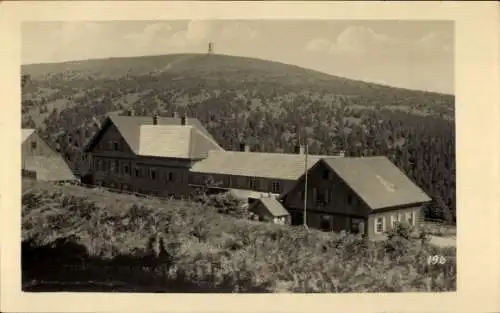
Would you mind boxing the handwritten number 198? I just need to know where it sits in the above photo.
[427,255,446,265]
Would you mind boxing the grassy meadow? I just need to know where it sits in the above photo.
[22,180,456,293]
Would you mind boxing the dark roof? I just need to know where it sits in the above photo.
[321,156,431,210]
[252,196,290,217]
[84,115,224,159]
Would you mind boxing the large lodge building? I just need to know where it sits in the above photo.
[80,111,431,238]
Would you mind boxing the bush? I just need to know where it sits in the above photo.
[21,181,457,293]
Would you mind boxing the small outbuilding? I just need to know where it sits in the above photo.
[21,128,77,182]
[249,196,291,225]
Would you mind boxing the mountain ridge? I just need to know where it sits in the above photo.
[22,53,454,97]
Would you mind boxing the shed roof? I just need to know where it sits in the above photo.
[190,150,336,180]
[321,156,431,210]
[253,196,290,217]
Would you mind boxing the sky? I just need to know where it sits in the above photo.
[22,20,454,94]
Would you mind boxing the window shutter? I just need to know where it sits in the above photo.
[374,218,379,233]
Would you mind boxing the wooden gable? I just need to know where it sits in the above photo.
[280,159,370,217]
[86,118,134,155]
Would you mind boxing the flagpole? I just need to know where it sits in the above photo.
[303,141,308,229]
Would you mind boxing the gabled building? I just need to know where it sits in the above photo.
[83,112,224,198]
[279,156,432,238]
[249,195,291,225]
[82,112,432,238]
[21,128,77,182]
[189,147,339,203]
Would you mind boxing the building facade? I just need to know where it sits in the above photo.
[84,113,224,198]
[280,157,431,238]
[21,129,77,182]
[83,113,432,239]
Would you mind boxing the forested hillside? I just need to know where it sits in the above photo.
[21,53,456,222]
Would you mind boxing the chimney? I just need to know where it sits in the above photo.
[181,114,186,125]
[339,150,345,157]
[153,113,159,125]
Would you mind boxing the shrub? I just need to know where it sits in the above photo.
[21,181,457,293]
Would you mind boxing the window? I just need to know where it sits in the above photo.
[300,190,305,200]
[123,163,130,175]
[150,168,158,180]
[249,177,257,189]
[272,181,281,193]
[166,172,174,182]
[374,217,385,234]
[347,194,353,205]
[324,189,329,203]
[95,159,102,171]
[322,170,330,180]
[134,167,141,177]
[407,211,416,226]
[30,141,37,151]
[110,160,117,173]
[103,159,109,171]
[391,215,398,229]
[112,141,120,151]
[312,188,318,203]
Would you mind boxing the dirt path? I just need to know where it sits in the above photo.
[428,235,456,248]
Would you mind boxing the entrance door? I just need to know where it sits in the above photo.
[351,218,365,235]
[320,215,333,231]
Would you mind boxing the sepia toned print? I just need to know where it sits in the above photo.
[20,19,456,293]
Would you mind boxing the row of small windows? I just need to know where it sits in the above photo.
[300,188,356,207]
[374,212,417,234]
[193,174,282,193]
[98,140,122,151]
[94,159,177,182]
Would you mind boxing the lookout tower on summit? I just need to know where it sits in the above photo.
[208,42,215,54]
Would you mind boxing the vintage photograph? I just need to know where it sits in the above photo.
[20,19,456,293]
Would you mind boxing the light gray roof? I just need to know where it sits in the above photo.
[190,150,336,180]
[22,156,77,181]
[22,129,35,143]
[138,125,221,159]
[85,115,224,159]
[255,196,290,217]
[322,156,432,210]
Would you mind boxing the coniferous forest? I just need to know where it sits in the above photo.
[21,53,456,223]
